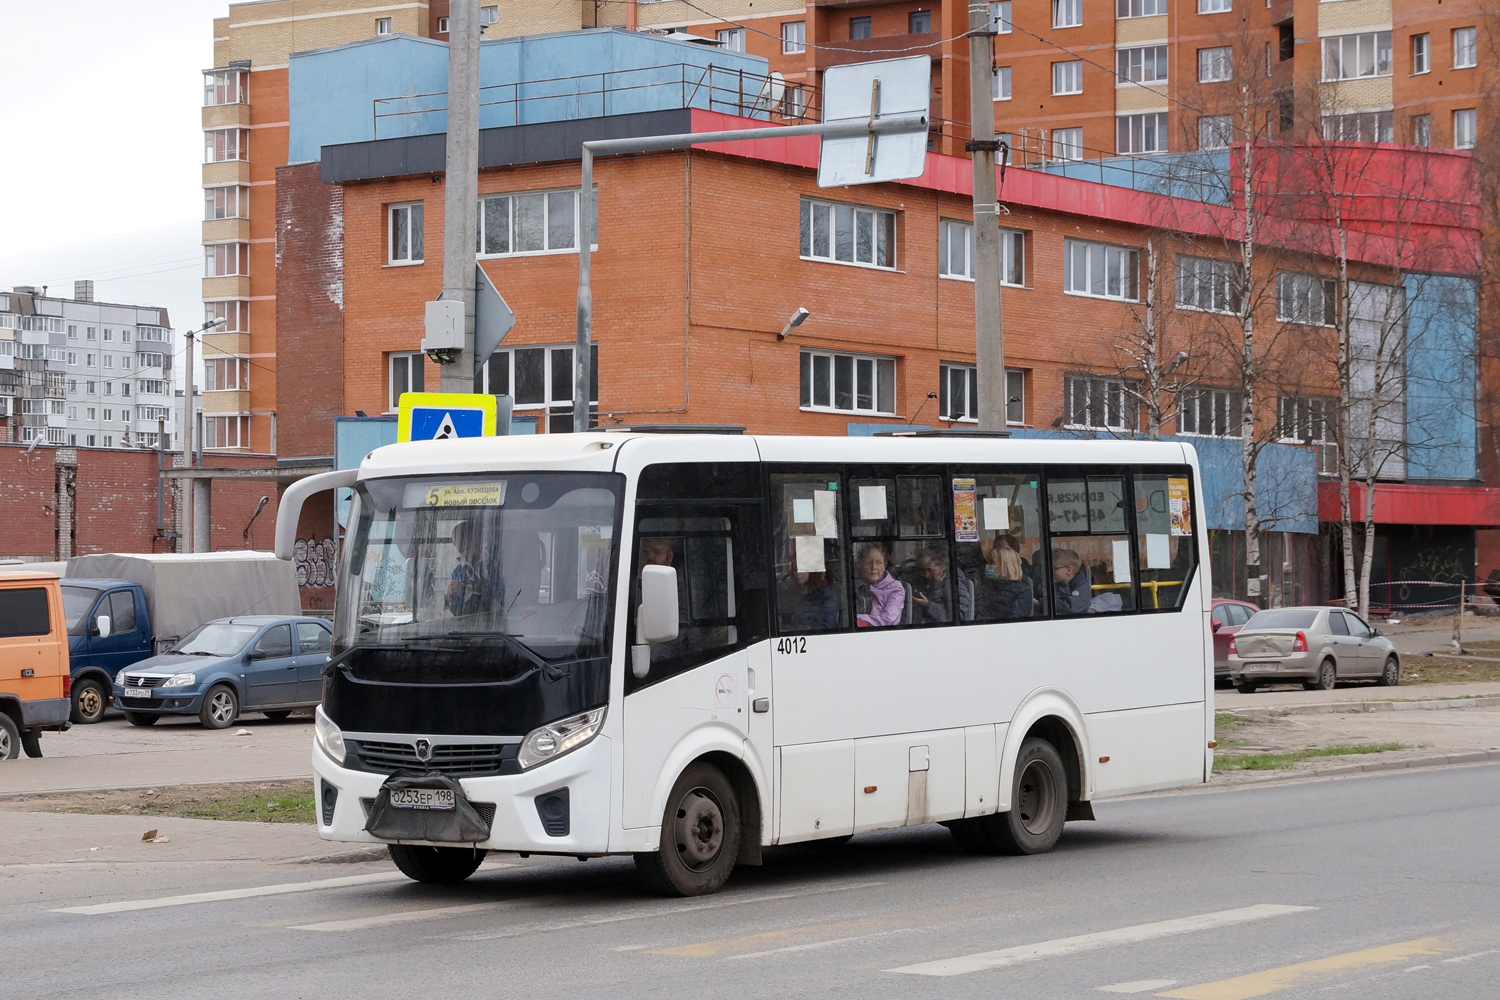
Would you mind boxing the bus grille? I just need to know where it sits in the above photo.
[352,739,511,776]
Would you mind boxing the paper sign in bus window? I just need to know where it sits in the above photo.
[813,491,838,538]
[981,497,1009,531]
[792,498,814,524]
[858,485,888,521]
[794,535,826,573]
[1145,533,1171,569]
[1168,478,1192,536]
[1111,539,1132,583]
[952,478,978,542]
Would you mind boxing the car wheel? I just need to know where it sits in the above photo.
[21,729,42,758]
[1214,676,1233,690]
[387,845,485,884]
[199,684,240,730]
[1312,659,1337,691]
[0,714,19,761]
[635,762,741,897]
[70,678,108,725]
[263,710,293,721]
[1236,682,1259,694]
[948,738,1069,856]
[1377,656,1400,687]
[123,711,159,727]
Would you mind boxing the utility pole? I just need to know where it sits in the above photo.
[967,0,1006,429]
[439,0,480,393]
[574,145,593,433]
[182,316,224,553]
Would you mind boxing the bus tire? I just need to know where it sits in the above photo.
[948,738,1069,856]
[944,818,994,854]
[635,762,740,897]
[387,845,485,884]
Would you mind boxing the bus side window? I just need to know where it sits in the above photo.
[771,474,849,634]
[1133,470,1197,610]
[954,472,1045,622]
[1046,475,1137,616]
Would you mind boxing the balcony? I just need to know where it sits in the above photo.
[202,102,251,130]
[809,32,942,71]
[203,389,249,414]
[202,276,251,300]
[203,218,250,243]
[202,161,250,187]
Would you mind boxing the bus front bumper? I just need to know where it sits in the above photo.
[311,735,614,855]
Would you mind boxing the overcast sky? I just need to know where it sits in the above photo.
[0,1,225,357]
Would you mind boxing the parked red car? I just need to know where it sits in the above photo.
[1211,599,1259,686]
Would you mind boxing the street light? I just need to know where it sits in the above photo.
[183,315,227,554]
[777,307,811,341]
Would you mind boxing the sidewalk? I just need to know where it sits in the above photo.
[1216,681,1500,713]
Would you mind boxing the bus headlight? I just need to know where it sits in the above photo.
[315,706,346,766]
[518,707,606,770]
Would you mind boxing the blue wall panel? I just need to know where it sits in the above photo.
[1404,273,1477,480]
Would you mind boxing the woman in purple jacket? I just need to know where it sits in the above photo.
[855,543,906,627]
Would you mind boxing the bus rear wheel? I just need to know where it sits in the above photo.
[635,762,741,897]
[387,845,485,884]
[948,737,1068,856]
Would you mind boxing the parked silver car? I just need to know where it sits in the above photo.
[1227,606,1400,693]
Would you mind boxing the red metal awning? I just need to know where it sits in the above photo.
[1317,481,1500,527]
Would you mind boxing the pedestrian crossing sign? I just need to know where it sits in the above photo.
[396,392,498,443]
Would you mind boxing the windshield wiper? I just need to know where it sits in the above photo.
[447,630,548,667]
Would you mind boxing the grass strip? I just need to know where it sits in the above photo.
[1214,743,1410,772]
[0,780,316,824]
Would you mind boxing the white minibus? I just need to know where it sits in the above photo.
[276,430,1213,896]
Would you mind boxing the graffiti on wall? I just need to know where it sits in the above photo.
[1399,546,1469,585]
[294,536,337,588]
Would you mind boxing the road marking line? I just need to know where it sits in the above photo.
[1156,936,1448,999]
[449,880,885,943]
[52,872,409,915]
[612,944,652,952]
[725,926,923,961]
[1404,964,1431,971]
[1099,982,1181,994]
[290,901,515,932]
[888,904,1315,977]
[1443,949,1500,964]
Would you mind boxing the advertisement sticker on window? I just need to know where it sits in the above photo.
[952,478,978,542]
[1168,478,1192,536]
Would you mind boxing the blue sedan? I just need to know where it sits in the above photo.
[112,615,332,729]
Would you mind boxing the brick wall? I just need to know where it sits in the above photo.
[276,161,345,459]
[0,445,63,557]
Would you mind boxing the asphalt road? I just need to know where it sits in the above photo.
[5,764,1498,1000]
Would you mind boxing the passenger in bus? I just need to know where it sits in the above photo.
[445,519,500,617]
[913,548,971,623]
[977,544,1033,620]
[1051,548,1092,616]
[778,570,840,631]
[854,543,905,627]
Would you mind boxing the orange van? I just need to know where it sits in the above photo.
[0,570,71,759]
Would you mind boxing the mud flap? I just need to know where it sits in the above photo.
[364,771,492,844]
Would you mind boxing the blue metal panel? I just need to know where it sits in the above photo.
[1043,151,1232,205]
[1404,273,1477,481]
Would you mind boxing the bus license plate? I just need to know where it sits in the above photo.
[123,688,151,699]
[389,788,456,811]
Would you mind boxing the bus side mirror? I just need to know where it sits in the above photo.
[638,565,680,644]
[94,614,112,639]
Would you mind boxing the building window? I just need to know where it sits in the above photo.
[121,382,131,397]
[388,352,425,411]
[1178,387,1242,436]
[779,85,808,119]
[1454,108,1477,149]
[1276,272,1336,326]
[1198,0,1230,12]
[478,188,596,257]
[205,242,249,277]
[388,202,424,264]
[203,69,247,106]
[1065,375,1134,430]
[717,28,745,52]
[1065,239,1140,300]
[205,300,249,333]
[86,326,96,340]
[992,66,1012,100]
[104,382,113,396]
[66,352,77,366]
[480,6,498,26]
[204,357,249,391]
[909,10,931,33]
[103,328,113,342]
[138,380,168,395]
[1322,32,1393,80]
[86,382,97,394]
[86,407,97,420]
[86,353,96,367]
[1321,111,1393,142]
[799,198,897,269]
[203,128,248,163]
[122,356,132,371]
[437,16,449,33]
[480,344,599,431]
[1118,113,1168,153]
[940,363,1026,424]
[121,329,132,343]
[1279,395,1337,474]
[375,16,391,34]
[1411,33,1429,74]
[104,356,113,369]
[204,416,250,450]
[1052,127,1084,161]
[1118,45,1169,84]
[850,16,871,38]
[1453,27,1477,68]
[67,325,76,340]
[85,435,96,447]
[782,21,805,53]
[800,350,896,415]
[1412,114,1431,146]
[1053,0,1082,28]
[1177,256,1241,313]
[1117,0,1166,15]
[938,219,1025,285]
[67,406,77,420]
[1198,46,1232,82]
[1199,115,1233,149]
[1053,60,1083,94]
[204,186,249,221]
[990,2,1012,32]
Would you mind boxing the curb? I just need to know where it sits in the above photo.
[1228,695,1500,721]
[1294,748,1500,777]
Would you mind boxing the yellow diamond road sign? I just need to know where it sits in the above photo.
[396,392,498,442]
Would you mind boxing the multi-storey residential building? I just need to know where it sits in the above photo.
[0,282,173,449]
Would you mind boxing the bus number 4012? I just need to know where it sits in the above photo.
[776,637,807,655]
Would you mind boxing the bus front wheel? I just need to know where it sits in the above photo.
[387,845,485,884]
[948,737,1068,856]
[635,762,741,897]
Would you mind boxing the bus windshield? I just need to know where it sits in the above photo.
[336,472,622,674]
